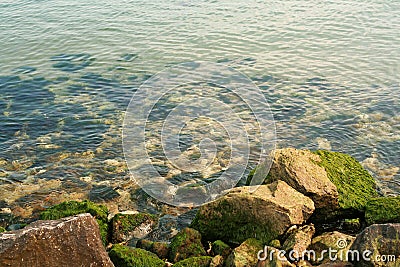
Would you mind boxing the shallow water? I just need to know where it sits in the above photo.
[0,0,399,217]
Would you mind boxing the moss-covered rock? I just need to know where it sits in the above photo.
[172,256,212,267]
[365,196,400,225]
[211,240,231,258]
[40,200,109,245]
[111,213,158,243]
[109,244,165,267]
[0,226,6,233]
[225,238,263,267]
[313,150,378,212]
[191,181,314,245]
[168,228,207,263]
[136,239,169,260]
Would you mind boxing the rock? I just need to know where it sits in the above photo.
[269,239,281,248]
[318,262,354,266]
[0,213,114,267]
[349,223,400,267]
[211,240,231,258]
[210,255,224,267]
[256,246,295,267]
[262,148,339,210]
[191,181,315,244]
[111,212,158,243]
[173,256,213,267]
[40,200,109,245]
[108,244,164,267]
[225,238,264,267]
[249,149,378,221]
[168,227,207,263]
[365,197,400,225]
[312,150,378,216]
[341,218,361,233]
[136,239,169,259]
[282,224,315,259]
[308,231,355,265]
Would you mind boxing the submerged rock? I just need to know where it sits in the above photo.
[168,227,207,263]
[225,238,263,267]
[0,213,113,267]
[191,181,315,244]
[108,244,164,267]
[111,212,158,244]
[365,196,400,225]
[40,200,109,245]
[350,223,400,267]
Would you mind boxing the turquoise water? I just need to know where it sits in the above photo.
[0,0,399,216]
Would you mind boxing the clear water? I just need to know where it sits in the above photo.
[1,0,399,216]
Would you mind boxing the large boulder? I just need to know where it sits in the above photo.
[249,149,378,220]
[40,200,109,245]
[225,238,264,267]
[191,180,315,244]
[0,213,114,267]
[261,148,339,210]
[349,223,400,267]
[365,197,400,225]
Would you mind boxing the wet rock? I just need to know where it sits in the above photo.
[108,244,164,267]
[261,148,339,210]
[225,238,264,267]
[308,231,355,265]
[136,239,169,259]
[0,213,114,267]
[168,227,207,263]
[349,223,400,267]
[111,212,158,244]
[256,246,295,267]
[40,200,109,245]
[282,224,315,259]
[365,197,400,225]
[173,256,213,267]
[191,181,315,244]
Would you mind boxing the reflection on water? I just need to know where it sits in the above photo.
[0,0,399,219]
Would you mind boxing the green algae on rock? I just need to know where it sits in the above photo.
[313,150,378,212]
[191,181,314,245]
[108,245,165,267]
[111,212,158,243]
[225,238,263,267]
[172,256,213,267]
[136,239,169,260]
[365,196,400,225]
[39,200,109,245]
[0,226,6,233]
[211,240,231,258]
[168,227,207,263]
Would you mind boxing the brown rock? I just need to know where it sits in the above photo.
[267,148,339,210]
[349,223,400,267]
[225,238,264,267]
[308,231,355,265]
[256,246,295,267]
[282,224,315,259]
[191,180,315,244]
[0,213,114,267]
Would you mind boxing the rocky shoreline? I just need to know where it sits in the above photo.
[1,148,399,266]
